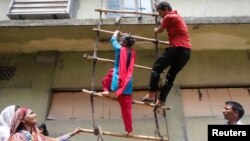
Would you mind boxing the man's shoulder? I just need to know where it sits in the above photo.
[236,120,244,125]
[165,11,181,19]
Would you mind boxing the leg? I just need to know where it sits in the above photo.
[100,68,114,95]
[118,95,133,133]
[158,48,191,104]
[142,48,174,102]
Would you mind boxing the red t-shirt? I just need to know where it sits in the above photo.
[161,10,191,49]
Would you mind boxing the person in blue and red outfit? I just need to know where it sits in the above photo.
[142,1,191,107]
[99,30,136,135]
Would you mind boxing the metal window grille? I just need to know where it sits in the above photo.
[0,66,16,80]
[7,0,75,20]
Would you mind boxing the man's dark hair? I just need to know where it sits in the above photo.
[122,34,135,47]
[156,1,172,11]
[225,101,245,119]
[38,123,49,136]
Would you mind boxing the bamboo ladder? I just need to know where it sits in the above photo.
[81,1,169,141]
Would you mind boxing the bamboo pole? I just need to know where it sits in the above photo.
[79,128,168,141]
[82,89,170,110]
[83,54,152,70]
[95,8,158,16]
[93,28,169,45]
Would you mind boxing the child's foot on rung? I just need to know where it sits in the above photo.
[126,132,133,136]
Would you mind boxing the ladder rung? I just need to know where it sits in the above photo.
[79,128,168,141]
[93,28,169,45]
[95,8,158,16]
[83,54,152,70]
[82,89,171,110]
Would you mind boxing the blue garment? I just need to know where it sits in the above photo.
[110,36,133,95]
[15,130,32,141]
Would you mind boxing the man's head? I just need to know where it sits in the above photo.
[156,1,172,18]
[156,1,172,11]
[222,101,244,123]
[121,34,135,48]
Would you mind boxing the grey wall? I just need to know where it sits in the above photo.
[1,0,250,21]
[1,50,250,141]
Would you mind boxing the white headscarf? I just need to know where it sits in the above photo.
[0,126,10,141]
[0,105,16,141]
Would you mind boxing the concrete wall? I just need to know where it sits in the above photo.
[169,0,250,17]
[0,52,57,121]
[1,50,250,140]
[50,50,250,89]
[1,1,250,141]
[0,0,11,20]
[1,49,250,99]
[1,0,250,21]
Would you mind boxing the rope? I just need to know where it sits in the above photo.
[90,23,99,130]
[89,0,104,140]
[95,125,104,141]
[152,0,163,138]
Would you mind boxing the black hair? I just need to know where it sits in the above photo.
[38,123,49,136]
[15,105,20,111]
[156,1,172,11]
[225,101,245,119]
[122,34,135,47]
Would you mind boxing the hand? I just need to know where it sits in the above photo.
[154,27,158,33]
[70,127,83,137]
[113,30,120,37]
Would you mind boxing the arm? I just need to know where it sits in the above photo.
[111,30,121,50]
[67,127,82,138]
[154,25,165,33]
[56,127,82,141]
[44,136,58,141]
[113,30,119,38]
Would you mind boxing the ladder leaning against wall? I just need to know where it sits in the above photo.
[81,1,170,140]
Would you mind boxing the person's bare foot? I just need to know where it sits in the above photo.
[155,99,165,107]
[127,132,133,136]
[142,92,156,102]
[99,91,109,95]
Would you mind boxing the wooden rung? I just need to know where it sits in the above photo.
[95,8,158,17]
[83,54,152,70]
[79,128,168,141]
[82,89,171,110]
[93,28,169,45]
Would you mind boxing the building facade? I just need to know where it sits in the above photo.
[1,0,250,141]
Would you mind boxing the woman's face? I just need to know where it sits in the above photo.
[23,109,37,125]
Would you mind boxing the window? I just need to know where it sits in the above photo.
[107,0,153,18]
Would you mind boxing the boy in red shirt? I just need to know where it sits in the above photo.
[142,1,191,107]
